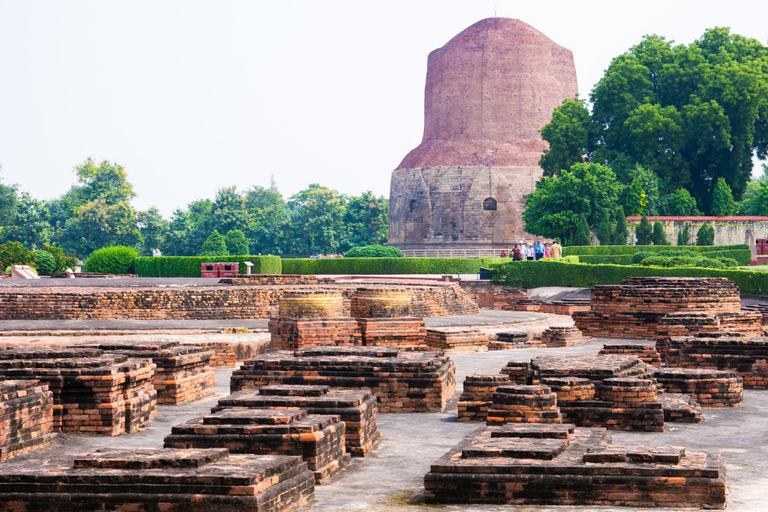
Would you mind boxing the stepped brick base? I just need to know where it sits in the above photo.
[488,330,539,350]
[164,408,349,484]
[425,327,489,352]
[0,380,56,461]
[424,424,726,508]
[599,343,662,366]
[540,377,595,402]
[78,341,216,405]
[657,311,763,341]
[486,385,562,424]
[268,318,362,350]
[213,385,380,457]
[500,361,533,384]
[653,368,743,407]
[531,354,650,382]
[662,334,768,388]
[457,374,510,422]
[537,326,591,347]
[0,348,157,435]
[0,448,315,512]
[231,347,456,413]
[356,317,426,347]
[195,342,237,367]
[658,393,703,423]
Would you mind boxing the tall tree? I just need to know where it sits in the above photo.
[711,177,736,216]
[636,215,652,245]
[574,214,591,246]
[136,207,169,256]
[625,178,649,216]
[57,199,140,256]
[613,207,629,245]
[344,191,388,248]
[286,184,347,256]
[539,98,595,176]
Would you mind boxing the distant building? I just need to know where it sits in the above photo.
[388,17,577,257]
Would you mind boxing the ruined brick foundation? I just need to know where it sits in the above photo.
[0,380,56,461]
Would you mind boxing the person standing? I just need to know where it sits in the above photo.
[533,240,545,260]
[550,239,563,259]
[512,245,523,261]
[525,243,535,261]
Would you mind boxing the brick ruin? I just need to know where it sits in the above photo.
[599,343,663,366]
[575,277,761,340]
[457,374,510,421]
[0,448,315,512]
[491,287,591,316]
[352,287,427,348]
[0,379,56,461]
[424,327,488,352]
[488,330,538,350]
[536,326,591,347]
[0,348,157,435]
[268,290,361,350]
[77,340,216,405]
[164,408,349,484]
[212,385,380,457]
[230,347,456,413]
[486,385,562,424]
[0,280,478,320]
[424,424,726,508]
[653,367,743,407]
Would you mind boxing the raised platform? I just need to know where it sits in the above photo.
[0,448,315,512]
[424,424,726,508]
[0,380,56,461]
[425,327,489,352]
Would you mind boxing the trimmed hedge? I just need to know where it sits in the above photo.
[578,249,751,266]
[491,259,768,295]
[135,255,282,277]
[84,246,138,274]
[562,244,748,256]
[281,257,507,275]
[344,245,404,258]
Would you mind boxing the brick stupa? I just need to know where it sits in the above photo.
[389,17,578,252]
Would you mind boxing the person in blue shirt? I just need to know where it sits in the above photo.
[533,240,545,260]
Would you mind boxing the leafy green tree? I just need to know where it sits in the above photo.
[63,158,136,212]
[656,188,702,216]
[539,98,595,176]
[626,165,661,213]
[224,229,249,255]
[677,223,691,245]
[523,163,623,243]
[286,184,347,256]
[540,28,768,213]
[696,224,715,245]
[200,230,228,256]
[344,191,388,248]
[136,207,169,256]
[636,215,653,245]
[711,177,736,216]
[574,214,591,246]
[0,192,52,248]
[597,211,612,245]
[244,185,289,255]
[33,250,56,275]
[651,221,668,245]
[0,241,35,271]
[210,187,251,235]
[0,168,18,227]
[625,178,648,216]
[738,174,768,215]
[613,207,629,245]
[57,199,140,257]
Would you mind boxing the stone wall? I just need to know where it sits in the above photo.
[625,216,768,246]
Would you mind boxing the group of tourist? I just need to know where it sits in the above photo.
[500,240,562,261]
[308,253,345,259]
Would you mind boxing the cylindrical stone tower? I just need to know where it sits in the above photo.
[389,17,577,254]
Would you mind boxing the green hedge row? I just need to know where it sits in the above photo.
[562,244,748,256]
[577,248,752,266]
[490,259,768,295]
[281,257,507,275]
[135,255,282,277]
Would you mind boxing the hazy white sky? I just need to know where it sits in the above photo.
[1,0,767,216]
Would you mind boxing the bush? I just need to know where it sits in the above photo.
[134,255,282,277]
[574,214,591,246]
[697,224,715,246]
[490,259,768,295]
[640,255,737,269]
[677,224,691,246]
[84,246,138,274]
[0,241,36,271]
[200,230,228,256]
[636,215,652,245]
[33,250,57,275]
[43,244,77,273]
[224,230,249,255]
[344,245,404,258]
[651,221,668,245]
[281,257,507,275]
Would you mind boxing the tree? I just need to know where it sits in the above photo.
[625,178,648,216]
[210,187,251,235]
[574,214,591,246]
[677,223,691,245]
[200,230,227,256]
[651,221,668,245]
[597,211,612,245]
[0,167,18,227]
[738,175,768,215]
[285,184,347,256]
[636,215,652,245]
[523,163,623,243]
[0,192,52,248]
[711,177,736,216]
[613,207,629,245]
[655,188,702,216]
[539,98,595,176]
[244,185,289,255]
[539,28,768,213]
[627,165,660,213]
[136,207,169,256]
[64,158,136,212]
[697,224,715,246]
[57,199,140,257]
[344,191,388,248]
[224,229,249,255]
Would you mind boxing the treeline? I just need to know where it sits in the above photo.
[0,159,388,258]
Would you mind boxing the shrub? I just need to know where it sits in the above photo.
[651,221,668,245]
[613,207,628,245]
[490,259,768,295]
[134,255,282,277]
[677,224,691,246]
[574,214,591,246]
[200,230,228,256]
[636,215,652,245]
[281,257,507,275]
[0,241,36,271]
[43,244,77,273]
[84,246,138,274]
[344,245,404,258]
[33,250,57,275]
[697,224,715,246]
[224,230,249,255]
[640,255,737,269]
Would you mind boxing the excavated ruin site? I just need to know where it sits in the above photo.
[1,275,768,511]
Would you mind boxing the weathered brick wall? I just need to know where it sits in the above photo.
[0,281,478,320]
